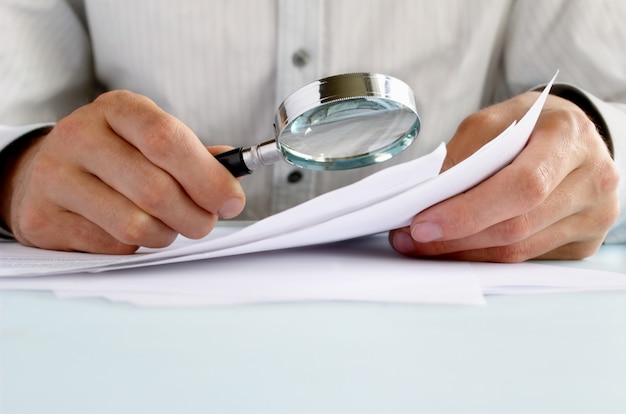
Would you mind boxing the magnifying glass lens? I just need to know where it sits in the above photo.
[214,73,420,176]
[279,97,419,170]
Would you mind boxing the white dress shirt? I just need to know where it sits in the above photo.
[1,0,625,242]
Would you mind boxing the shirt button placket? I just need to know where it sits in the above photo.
[272,0,324,214]
[287,170,303,183]
[291,48,310,68]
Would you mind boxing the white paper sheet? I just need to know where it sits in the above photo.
[474,262,626,295]
[4,236,624,308]
[0,73,557,278]
[0,234,486,306]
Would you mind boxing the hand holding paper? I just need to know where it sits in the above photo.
[390,77,620,262]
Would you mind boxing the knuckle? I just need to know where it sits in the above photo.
[50,115,89,147]
[514,164,552,209]
[95,90,191,161]
[568,108,612,163]
[141,116,187,162]
[13,207,49,244]
[596,161,620,195]
[135,172,175,212]
[570,108,598,137]
[497,216,532,245]
[119,212,177,249]
[94,89,137,107]
[115,211,158,246]
[492,244,530,263]
[456,110,500,136]
[546,104,595,141]
[184,214,218,239]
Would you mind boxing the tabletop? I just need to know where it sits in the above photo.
[1,244,625,414]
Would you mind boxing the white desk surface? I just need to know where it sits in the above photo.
[1,244,625,414]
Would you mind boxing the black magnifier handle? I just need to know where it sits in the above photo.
[214,139,283,178]
[215,148,253,177]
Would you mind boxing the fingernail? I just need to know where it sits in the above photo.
[392,231,416,254]
[411,221,443,243]
[218,198,244,219]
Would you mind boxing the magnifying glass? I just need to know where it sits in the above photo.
[215,73,421,176]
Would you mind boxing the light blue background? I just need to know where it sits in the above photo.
[2,245,625,414]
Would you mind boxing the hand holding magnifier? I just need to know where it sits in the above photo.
[216,73,421,176]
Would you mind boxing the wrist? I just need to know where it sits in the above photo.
[0,127,51,237]
[542,84,614,158]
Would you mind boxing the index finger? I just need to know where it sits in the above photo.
[96,90,245,217]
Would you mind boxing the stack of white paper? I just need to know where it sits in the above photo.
[1,233,486,306]
[2,73,625,307]
[475,260,626,295]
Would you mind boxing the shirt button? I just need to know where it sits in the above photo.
[291,49,310,67]
[287,170,303,183]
